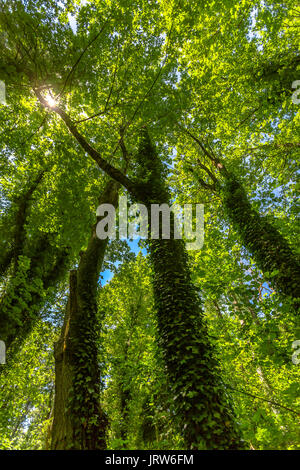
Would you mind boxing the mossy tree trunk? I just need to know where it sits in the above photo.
[51,181,119,450]
[116,304,140,444]
[135,130,245,450]
[221,175,300,312]
[0,170,46,277]
[0,169,71,357]
[0,235,70,353]
[117,342,131,445]
[186,131,300,313]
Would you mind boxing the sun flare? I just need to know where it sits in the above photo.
[44,93,57,108]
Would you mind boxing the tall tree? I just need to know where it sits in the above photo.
[133,129,244,449]
[51,180,119,450]
[184,132,300,312]
[0,0,299,451]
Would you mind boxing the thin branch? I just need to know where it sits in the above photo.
[234,105,261,130]
[196,158,218,184]
[74,45,121,124]
[181,126,218,164]
[118,8,175,142]
[225,382,300,416]
[74,109,108,124]
[20,113,48,146]
[179,124,229,175]
[119,125,130,168]
[34,89,139,198]
[57,16,111,98]
[187,165,216,191]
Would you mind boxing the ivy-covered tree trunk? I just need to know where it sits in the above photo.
[51,181,119,450]
[221,175,300,312]
[135,130,245,450]
[187,132,299,313]
[148,237,244,449]
[0,170,46,277]
[0,235,70,354]
[0,169,71,357]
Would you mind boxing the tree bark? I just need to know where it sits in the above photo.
[221,175,300,312]
[51,180,119,450]
[136,130,245,450]
[0,235,70,353]
[186,131,299,313]
[0,170,46,277]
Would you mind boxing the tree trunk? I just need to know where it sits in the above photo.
[0,169,71,358]
[0,170,46,277]
[0,235,70,353]
[51,180,119,450]
[136,130,245,450]
[187,132,299,313]
[221,175,300,312]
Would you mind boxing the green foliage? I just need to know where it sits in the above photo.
[0,320,56,450]
[0,0,299,451]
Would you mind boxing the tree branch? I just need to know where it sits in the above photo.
[224,382,300,417]
[179,124,229,176]
[57,16,111,98]
[196,158,218,184]
[34,89,139,197]
[187,165,216,191]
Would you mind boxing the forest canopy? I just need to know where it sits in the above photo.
[0,0,299,451]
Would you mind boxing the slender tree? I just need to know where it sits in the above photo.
[0,166,72,354]
[0,170,46,277]
[186,131,300,313]
[0,234,70,352]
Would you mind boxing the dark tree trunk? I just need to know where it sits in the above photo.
[51,181,119,450]
[118,346,131,445]
[0,170,71,359]
[148,236,244,449]
[0,170,46,277]
[135,130,245,450]
[186,131,299,313]
[0,235,70,353]
[221,175,300,312]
